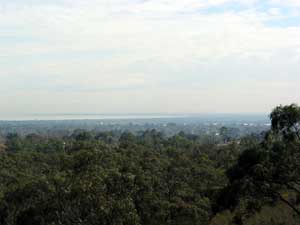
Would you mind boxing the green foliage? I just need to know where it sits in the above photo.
[0,131,227,225]
[1,104,299,224]
[217,104,300,224]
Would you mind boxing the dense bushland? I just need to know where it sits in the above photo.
[0,104,299,225]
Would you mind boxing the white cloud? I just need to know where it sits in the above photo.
[0,0,300,114]
[270,0,300,7]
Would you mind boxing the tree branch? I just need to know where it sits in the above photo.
[275,191,300,215]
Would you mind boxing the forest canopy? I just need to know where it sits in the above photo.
[0,104,299,225]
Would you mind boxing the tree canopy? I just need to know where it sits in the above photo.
[0,104,299,225]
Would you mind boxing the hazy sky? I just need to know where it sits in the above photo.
[1,0,300,114]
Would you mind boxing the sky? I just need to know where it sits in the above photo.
[0,0,300,115]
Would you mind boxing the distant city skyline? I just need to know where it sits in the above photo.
[0,112,269,121]
[0,111,270,121]
[1,0,300,114]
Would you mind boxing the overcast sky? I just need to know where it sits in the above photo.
[0,0,300,115]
